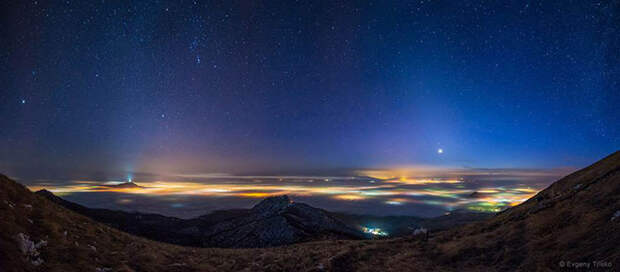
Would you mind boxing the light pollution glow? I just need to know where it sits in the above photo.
[27,168,562,216]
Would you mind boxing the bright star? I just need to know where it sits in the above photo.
[437,148,443,154]
[21,99,26,104]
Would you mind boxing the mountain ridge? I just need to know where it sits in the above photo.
[1,150,618,271]
[34,188,492,247]
[35,190,366,248]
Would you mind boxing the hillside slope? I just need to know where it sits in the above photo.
[35,190,364,248]
[433,151,620,270]
[1,151,618,271]
[0,174,383,272]
[35,189,196,246]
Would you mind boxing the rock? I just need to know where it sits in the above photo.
[15,233,47,266]
[251,195,292,216]
[413,227,428,236]
[31,258,44,266]
[611,210,620,222]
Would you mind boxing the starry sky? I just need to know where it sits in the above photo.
[1,0,619,182]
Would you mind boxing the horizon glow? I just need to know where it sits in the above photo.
[25,168,563,218]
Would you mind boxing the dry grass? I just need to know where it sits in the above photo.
[0,176,436,271]
[1,151,619,271]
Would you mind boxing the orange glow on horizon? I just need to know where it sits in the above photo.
[28,176,546,213]
[333,194,366,201]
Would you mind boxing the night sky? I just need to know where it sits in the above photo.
[1,1,619,182]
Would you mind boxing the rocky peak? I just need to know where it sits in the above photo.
[251,195,292,215]
[35,189,55,198]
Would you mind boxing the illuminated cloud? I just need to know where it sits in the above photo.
[27,167,561,217]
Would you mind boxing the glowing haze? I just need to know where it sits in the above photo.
[26,167,570,218]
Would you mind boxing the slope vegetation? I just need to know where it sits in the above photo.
[1,151,618,271]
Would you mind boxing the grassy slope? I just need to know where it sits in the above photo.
[434,151,620,271]
[0,174,435,272]
[1,151,618,271]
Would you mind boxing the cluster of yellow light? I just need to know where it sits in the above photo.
[357,167,450,180]
[450,188,539,211]
[512,187,538,193]
[238,192,278,198]
[334,194,366,201]
[386,178,462,185]
[362,227,388,236]
[476,188,500,193]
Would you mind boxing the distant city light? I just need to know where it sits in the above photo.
[362,227,388,236]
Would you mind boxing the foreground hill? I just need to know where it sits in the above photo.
[1,151,618,271]
[0,173,392,272]
[432,150,620,270]
[36,189,490,248]
[36,191,364,248]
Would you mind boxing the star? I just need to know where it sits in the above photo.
[21,99,26,104]
[437,148,443,154]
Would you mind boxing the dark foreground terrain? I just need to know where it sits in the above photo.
[36,191,365,248]
[35,188,490,248]
[1,151,619,271]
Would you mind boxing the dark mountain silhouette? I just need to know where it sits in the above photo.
[1,150,618,271]
[331,209,491,237]
[102,182,143,189]
[35,189,196,246]
[36,190,365,248]
[197,195,365,247]
[35,189,490,247]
